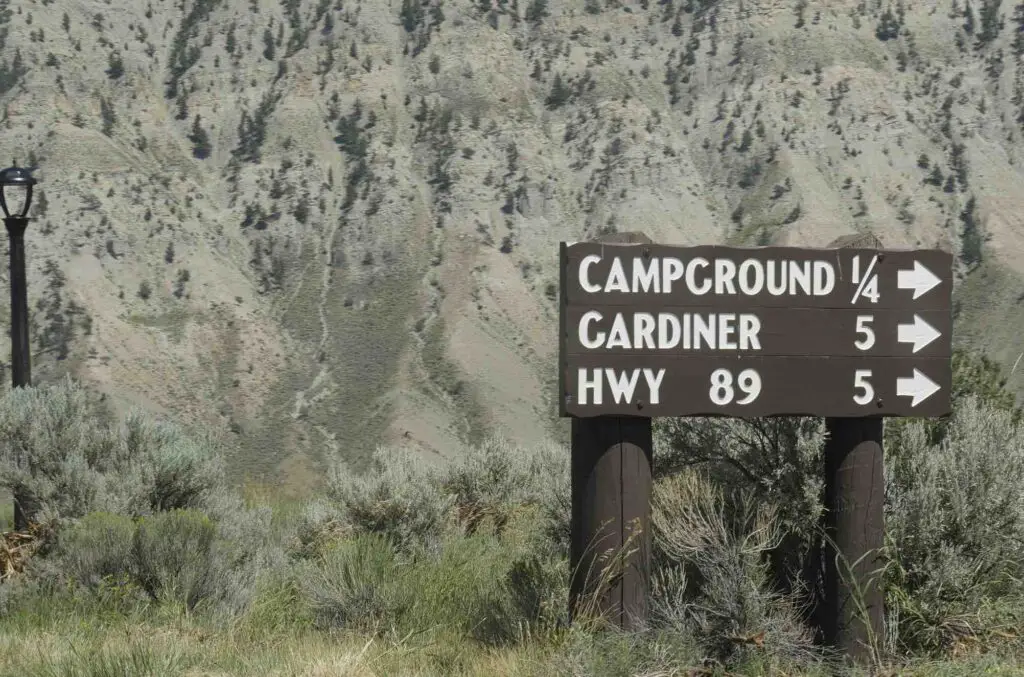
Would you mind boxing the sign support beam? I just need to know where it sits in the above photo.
[820,416,885,662]
[817,233,887,664]
[568,231,653,631]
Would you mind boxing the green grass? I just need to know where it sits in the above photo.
[5,488,1024,677]
[0,614,565,677]
[6,378,1024,676]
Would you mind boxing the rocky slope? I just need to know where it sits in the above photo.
[0,0,1021,491]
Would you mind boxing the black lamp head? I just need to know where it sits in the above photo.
[0,166,37,219]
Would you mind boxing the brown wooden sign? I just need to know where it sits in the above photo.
[559,242,953,419]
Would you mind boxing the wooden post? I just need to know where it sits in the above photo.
[565,231,654,631]
[818,233,886,663]
[821,417,885,659]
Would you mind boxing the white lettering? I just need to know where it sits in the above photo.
[718,314,736,350]
[606,368,641,404]
[643,368,665,404]
[632,257,659,293]
[715,258,737,295]
[580,255,602,293]
[635,312,656,350]
[694,314,715,349]
[577,312,763,350]
[813,261,835,295]
[579,310,604,349]
[739,314,762,350]
[659,313,681,349]
[577,256,837,297]
[662,257,684,293]
[575,368,667,407]
[605,257,629,293]
[767,260,787,295]
[790,261,811,295]
[606,314,631,349]
[687,257,712,295]
[738,259,764,295]
[578,368,602,405]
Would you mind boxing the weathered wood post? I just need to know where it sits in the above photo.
[820,416,885,660]
[563,231,653,631]
[819,233,886,663]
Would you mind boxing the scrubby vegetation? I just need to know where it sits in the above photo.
[0,350,1022,675]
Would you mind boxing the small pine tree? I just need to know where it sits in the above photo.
[976,0,1004,46]
[737,129,754,152]
[545,73,571,109]
[1013,3,1024,55]
[964,1,976,33]
[189,115,212,160]
[226,23,237,55]
[526,0,550,23]
[106,51,124,79]
[875,8,901,40]
[100,97,117,136]
[175,92,189,121]
[400,0,424,32]
[173,269,190,298]
[263,27,276,60]
[959,196,983,266]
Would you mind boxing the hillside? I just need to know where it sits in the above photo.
[0,0,1022,491]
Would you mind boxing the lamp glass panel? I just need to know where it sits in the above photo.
[1,184,28,218]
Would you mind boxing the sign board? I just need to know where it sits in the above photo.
[558,243,953,418]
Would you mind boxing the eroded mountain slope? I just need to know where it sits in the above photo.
[0,0,1021,491]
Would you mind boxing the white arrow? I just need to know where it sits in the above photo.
[897,314,942,353]
[896,368,941,407]
[897,260,941,300]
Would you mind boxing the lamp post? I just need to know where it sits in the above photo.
[0,165,37,532]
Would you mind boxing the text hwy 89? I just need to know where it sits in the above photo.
[574,367,762,406]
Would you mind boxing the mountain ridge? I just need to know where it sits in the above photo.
[0,0,1021,492]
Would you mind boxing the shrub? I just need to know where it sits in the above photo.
[651,469,820,669]
[52,511,135,587]
[885,396,1024,654]
[654,415,826,595]
[132,509,216,610]
[474,549,568,645]
[291,497,348,560]
[39,499,273,617]
[324,446,455,553]
[302,516,567,645]
[0,379,275,617]
[0,377,110,526]
[301,532,414,632]
[321,436,570,554]
[438,437,569,540]
[199,491,282,615]
[115,410,227,514]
